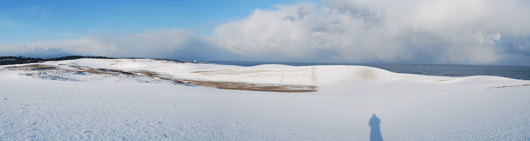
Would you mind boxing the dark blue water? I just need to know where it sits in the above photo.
[208,61,530,80]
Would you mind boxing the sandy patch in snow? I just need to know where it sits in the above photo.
[2,63,317,93]
[488,83,530,89]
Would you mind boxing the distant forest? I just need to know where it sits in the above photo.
[0,56,185,65]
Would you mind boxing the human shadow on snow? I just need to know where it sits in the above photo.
[369,114,383,141]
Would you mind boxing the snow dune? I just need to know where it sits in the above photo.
[1,58,529,140]
[76,59,394,85]
[25,59,450,85]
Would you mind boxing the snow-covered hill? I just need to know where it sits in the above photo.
[1,59,529,140]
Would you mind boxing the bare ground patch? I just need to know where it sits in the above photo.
[3,64,59,71]
[3,64,317,93]
[178,79,316,93]
[356,69,377,80]
[434,79,454,82]
[134,70,317,92]
[487,84,530,89]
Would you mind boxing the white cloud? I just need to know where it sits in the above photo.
[0,29,195,57]
[213,0,530,64]
[2,0,530,65]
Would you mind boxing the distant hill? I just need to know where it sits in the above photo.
[15,53,78,59]
[0,56,186,65]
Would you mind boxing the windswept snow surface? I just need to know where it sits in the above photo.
[1,59,530,140]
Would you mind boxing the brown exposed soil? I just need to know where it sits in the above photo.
[4,64,58,71]
[179,79,317,93]
[488,84,530,89]
[434,79,454,82]
[131,70,159,78]
[356,69,377,80]
[3,64,318,93]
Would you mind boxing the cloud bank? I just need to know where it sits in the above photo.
[2,0,530,65]
[213,0,530,64]
[0,30,192,57]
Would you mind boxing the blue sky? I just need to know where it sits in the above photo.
[1,0,530,66]
[1,0,318,43]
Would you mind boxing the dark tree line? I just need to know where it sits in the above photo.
[0,56,186,65]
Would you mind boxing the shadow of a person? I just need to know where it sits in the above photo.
[369,114,383,141]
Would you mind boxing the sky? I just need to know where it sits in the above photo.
[1,0,530,66]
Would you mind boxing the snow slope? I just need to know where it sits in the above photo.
[1,59,529,140]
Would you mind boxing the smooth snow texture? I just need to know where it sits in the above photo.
[1,59,530,140]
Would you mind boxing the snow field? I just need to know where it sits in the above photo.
[1,59,530,140]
